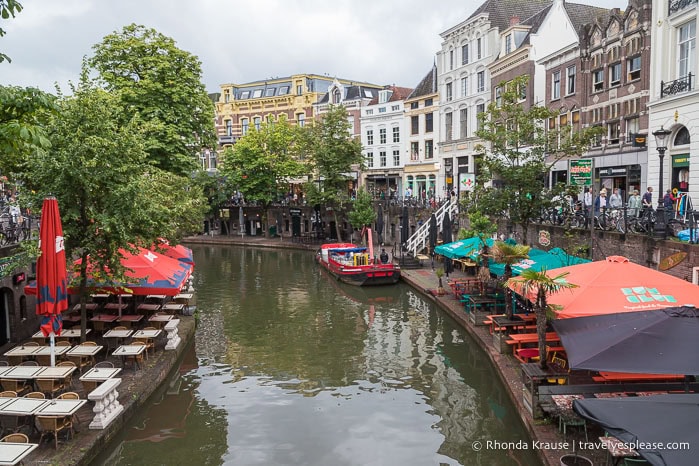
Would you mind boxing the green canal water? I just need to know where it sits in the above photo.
[95,245,541,466]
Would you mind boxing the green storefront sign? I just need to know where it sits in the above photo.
[569,159,593,186]
[672,154,690,167]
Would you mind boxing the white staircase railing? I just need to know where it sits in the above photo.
[405,199,458,257]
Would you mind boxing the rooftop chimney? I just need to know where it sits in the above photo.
[510,15,520,26]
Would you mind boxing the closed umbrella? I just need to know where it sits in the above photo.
[376,204,384,244]
[239,206,245,236]
[429,214,437,252]
[442,210,453,245]
[36,197,69,367]
[400,206,409,245]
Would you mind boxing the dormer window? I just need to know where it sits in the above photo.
[505,34,512,54]
[332,88,342,104]
[379,89,392,103]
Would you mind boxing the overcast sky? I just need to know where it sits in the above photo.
[2,0,625,95]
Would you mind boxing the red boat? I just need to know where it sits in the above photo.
[316,230,400,286]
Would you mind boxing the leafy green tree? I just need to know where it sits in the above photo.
[474,75,600,242]
[302,105,364,239]
[347,188,376,243]
[25,79,206,339]
[508,269,577,369]
[0,85,56,175]
[220,116,305,235]
[89,24,216,176]
[491,241,530,319]
[0,0,22,63]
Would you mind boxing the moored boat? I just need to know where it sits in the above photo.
[316,242,400,286]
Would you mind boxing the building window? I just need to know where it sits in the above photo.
[552,70,561,99]
[607,121,620,145]
[566,66,576,95]
[367,129,374,146]
[224,90,230,103]
[279,86,290,95]
[446,82,453,101]
[627,56,641,81]
[425,112,433,133]
[425,140,434,159]
[332,88,342,104]
[297,113,305,127]
[241,118,249,135]
[505,34,512,54]
[626,117,640,142]
[495,86,503,107]
[609,62,622,87]
[445,112,453,141]
[379,107,386,113]
[411,142,419,161]
[393,126,400,143]
[411,116,419,135]
[410,102,418,109]
[477,71,485,92]
[265,88,275,97]
[477,37,482,59]
[476,104,485,129]
[679,21,696,78]
[380,151,387,167]
[240,91,250,99]
[424,98,433,106]
[393,150,400,166]
[592,69,604,92]
[225,120,232,136]
[379,128,387,144]
[297,84,303,95]
[518,80,527,101]
[254,116,261,131]
[462,43,469,65]
[460,108,468,139]
[449,49,454,70]
[461,77,469,97]
[366,109,374,115]
[366,152,374,168]
[252,89,262,98]
[391,105,399,111]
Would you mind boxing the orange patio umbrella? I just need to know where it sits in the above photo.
[508,256,699,319]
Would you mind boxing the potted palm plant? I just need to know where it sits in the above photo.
[435,267,446,295]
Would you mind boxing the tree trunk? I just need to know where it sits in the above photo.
[504,265,513,319]
[79,252,89,343]
[537,289,548,370]
[333,211,342,242]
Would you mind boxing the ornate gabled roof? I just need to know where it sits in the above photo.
[367,85,414,105]
[565,2,612,33]
[467,0,552,30]
[406,65,437,100]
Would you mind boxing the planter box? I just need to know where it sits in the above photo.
[492,331,512,354]
[469,309,491,327]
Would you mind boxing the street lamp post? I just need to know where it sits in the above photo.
[652,126,671,239]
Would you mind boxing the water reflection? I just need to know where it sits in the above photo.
[95,245,540,466]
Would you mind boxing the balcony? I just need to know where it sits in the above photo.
[218,135,236,145]
[661,73,693,98]
[669,0,698,15]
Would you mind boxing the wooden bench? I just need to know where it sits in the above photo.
[597,371,685,382]
[415,254,430,266]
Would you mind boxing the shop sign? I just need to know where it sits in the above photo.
[538,230,551,247]
[672,154,690,167]
[459,173,476,191]
[289,208,302,216]
[599,167,627,177]
[631,133,647,147]
[568,159,593,186]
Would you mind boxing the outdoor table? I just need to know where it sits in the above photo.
[117,315,143,324]
[598,435,639,464]
[90,314,119,323]
[4,346,41,358]
[0,442,38,465]
[0,366,43,380]
[136,303,161,314]
[0,368,13,378]
[132,329,161,339]
[71,303,98,313]
[104,303,128,313]
[520,363,571,419]
[33,328,90,339]
[79,367,121,383]
[467,296,497,314]
[103,329,133,350]
[66,345,104,357]
[145,295,167,303]
[35,399,87,417]
[34,366,76,380]
[0,397,48,415]
[506,332,561,352]
[491,315,531,334]
[148,315,173,323]
[161,303,184,314]
[112,345,146,371]
[173,293,192,301]
[32,346,72,357]
[62,313,82,323]
[90,294,110,300]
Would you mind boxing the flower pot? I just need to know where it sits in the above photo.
[559,454,593,466]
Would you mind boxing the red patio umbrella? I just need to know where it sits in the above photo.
[150,239,195,265]
[35,197,69,366]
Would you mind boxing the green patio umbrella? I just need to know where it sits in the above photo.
[434,237,494,260]
[489,248,589,276]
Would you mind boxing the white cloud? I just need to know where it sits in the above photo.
[1,0,627,94]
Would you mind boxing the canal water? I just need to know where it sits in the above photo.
[95,245,541,466]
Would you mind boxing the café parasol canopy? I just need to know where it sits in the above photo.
[150,239,195,265]
[35,198,69,339]
[508,256,699,319]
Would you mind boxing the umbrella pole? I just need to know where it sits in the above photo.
[50,332,56,367]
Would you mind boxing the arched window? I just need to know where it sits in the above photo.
[332,88,342,104]
[674,126,690,146]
